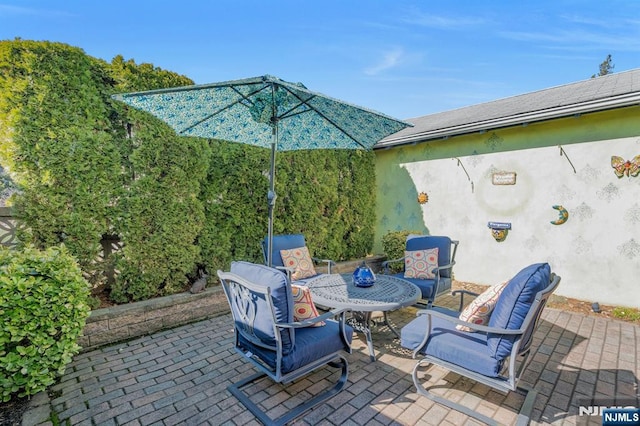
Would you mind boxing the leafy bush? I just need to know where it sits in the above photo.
[381,230,422,272]
[0,245,90,401]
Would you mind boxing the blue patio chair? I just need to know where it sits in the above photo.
[400,263,561,426]
[261,234,335,283]
[218,261,353,426]
[382,235,459,307]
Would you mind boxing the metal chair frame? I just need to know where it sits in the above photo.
[409,273,561,426]
[261,234,335,278]
[382,236,459,307]
[218,270,351,426]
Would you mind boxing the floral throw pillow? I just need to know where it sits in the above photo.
[456,280,509,332]
[291,284,325,326]
[404,248,439,279]
[280,246,317,281]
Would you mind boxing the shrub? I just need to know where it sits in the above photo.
[381,230,422,273]
[0,245,90,401]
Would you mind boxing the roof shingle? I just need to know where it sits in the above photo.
[377,68,640,148]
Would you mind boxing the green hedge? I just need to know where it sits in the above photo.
[0,40,124,284]
[0,39,378,303]
[199,142,376,274]
[110,111,210,302]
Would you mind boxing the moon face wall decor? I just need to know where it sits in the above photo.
[550,205,569,225]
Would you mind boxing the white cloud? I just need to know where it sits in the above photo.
[364,47,405,75]
[0,4,73,17]
[402,12,486,30]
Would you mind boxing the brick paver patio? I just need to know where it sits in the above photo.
[24,292,640,426]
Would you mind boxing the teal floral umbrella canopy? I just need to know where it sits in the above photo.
[113,75,412,265]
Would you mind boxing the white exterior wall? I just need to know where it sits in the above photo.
[401,136,640,308]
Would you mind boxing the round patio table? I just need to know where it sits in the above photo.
[306,273,420,361]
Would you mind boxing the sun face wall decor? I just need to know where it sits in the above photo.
[417,192,429,204]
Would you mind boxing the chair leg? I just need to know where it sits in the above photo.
[228,356,349,426]
[516,383,538,426]
[412,360,536,426]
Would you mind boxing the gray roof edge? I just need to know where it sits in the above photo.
[376,92,640,149]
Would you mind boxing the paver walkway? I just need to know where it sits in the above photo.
[24,293,640,426]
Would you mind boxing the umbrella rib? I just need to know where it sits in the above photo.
[280,86,367,149]
[278,97,314,120]
[177,85,269,135]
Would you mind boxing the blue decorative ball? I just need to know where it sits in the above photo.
[353,262,376,287]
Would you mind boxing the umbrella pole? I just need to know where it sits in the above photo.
[267,126,277,267]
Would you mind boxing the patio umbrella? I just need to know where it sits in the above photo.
[112,75,412,266]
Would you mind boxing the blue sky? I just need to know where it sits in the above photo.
[1,0,640,119]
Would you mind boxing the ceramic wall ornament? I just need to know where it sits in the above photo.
[550,205,569,225]
[417,192,429,204]
[611,155,640,178]
[488,221,511,242]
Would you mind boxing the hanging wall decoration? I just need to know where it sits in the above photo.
[558,145,577,174]
[452,157,474,193]
[550,205,569,225]
[611,155,640,178]
[417,192,429,204]
[487,221,511,242]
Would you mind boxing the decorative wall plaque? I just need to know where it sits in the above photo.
[492,172,517,185]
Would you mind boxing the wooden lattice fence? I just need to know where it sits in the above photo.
[0,207,19,248]
[0,207,122,286]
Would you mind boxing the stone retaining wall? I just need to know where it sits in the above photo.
[79,255,386,351]
[79,287,228,351]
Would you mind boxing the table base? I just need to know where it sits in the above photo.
[347,311,401,361]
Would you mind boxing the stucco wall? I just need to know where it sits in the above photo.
[374,107,640,308]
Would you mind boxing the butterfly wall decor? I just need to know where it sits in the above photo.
[611,155,640,178]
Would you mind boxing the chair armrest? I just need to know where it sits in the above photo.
[275,265,295,281]
[415,309,526,335]
[311,257,336,274]
[381,257,405,274]
[433,260,455,273]
[451,289,479,311]
[278,308,350,329]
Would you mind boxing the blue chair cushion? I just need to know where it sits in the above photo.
[264,234,307,268]
[389,272,445,300]
[230,261,294,354]
[406,236,453,278]
[239,319,353,374]
[401,307,503,377]
[487,263,550,359]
